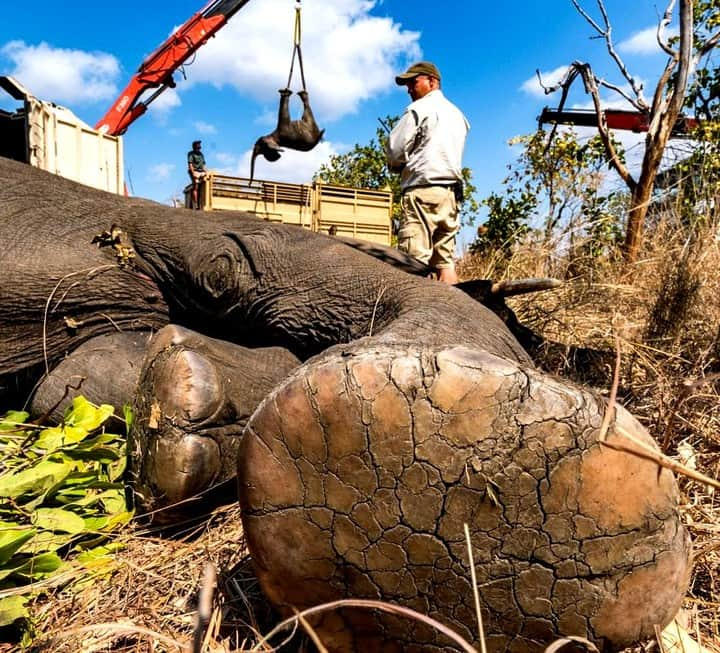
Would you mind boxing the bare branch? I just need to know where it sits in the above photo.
[648,0,694,137]
[595,78,647,110]
[572,0,648,107]
[697,29,720,59]
[537,61,643,111]
[656,0,678,57]
[571,0,606,34]
[648,58,677,120]
[535,66,574,95]
[668,0,694,118]
[538,61,636,191]
[572,64,637,190]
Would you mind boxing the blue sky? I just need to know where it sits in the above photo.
[1,1,680,249]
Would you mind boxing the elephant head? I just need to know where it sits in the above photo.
[0,156,690,652]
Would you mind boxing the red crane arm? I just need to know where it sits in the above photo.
[539,107,699,137]
[95,0,252,136]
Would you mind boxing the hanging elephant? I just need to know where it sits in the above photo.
[0,156,690,652]
[249,88,325,182]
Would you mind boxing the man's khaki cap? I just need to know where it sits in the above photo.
[395,61,441,85]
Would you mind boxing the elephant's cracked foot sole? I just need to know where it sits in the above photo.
[238,344,690,652]
[129,325,299,522]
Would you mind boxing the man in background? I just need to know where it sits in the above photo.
[187,140,207,210]
[386,61,469,284]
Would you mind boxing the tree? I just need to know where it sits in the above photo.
[539,0,719,263]
[314,116,480,235]
[674,0,720,223]
[471,129,623,261]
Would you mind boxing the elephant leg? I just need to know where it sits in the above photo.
[129,324,300,523]
[30,331,152,423]
[238,344,690,652]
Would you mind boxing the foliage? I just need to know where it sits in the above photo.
[0,397,132,636]
[687,0,719,121]
[314,116,480,235]
[670,0,720,225]
[470,129,625,260]
[664,122,720,226]
[541,0,719,262]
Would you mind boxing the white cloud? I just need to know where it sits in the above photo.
[173,0,421,121]
[569,90,639,112]
[618,25,678,55]
[521,66,570,98]
[0,2,419,128]
[148,162,176,180]
[214,151,238,166]
[0,40,119,105]
[193,120,217,135]
[146,87,181,125]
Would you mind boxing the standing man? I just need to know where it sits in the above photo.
[386,61,469,284]
[187,140,207,210]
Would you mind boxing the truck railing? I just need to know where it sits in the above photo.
[184,173,393,245]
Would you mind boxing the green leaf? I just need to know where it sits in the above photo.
[0,528,36,565]
[107,455,127,482]
[69,488,127,510]
[0,459,73,499]
[32,508,86,534]
[102,510,133,532]
[81,515,109,531]
[61,446,122,463]
[0,411,30,431]
[0,595,28,627]
[74,433,122,448]
[17,530,76,554]
[123,405,134,435]
[59,471,97,487]
[77,541,125,562]
[13,552,63,580]
[64,397,114,434]
[33,426,65,452]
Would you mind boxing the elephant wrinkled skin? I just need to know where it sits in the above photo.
[0,156,690,652]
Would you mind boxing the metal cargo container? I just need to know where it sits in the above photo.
[0,76,124,195]
[185,173,393,246]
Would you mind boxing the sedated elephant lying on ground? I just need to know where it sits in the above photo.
[0,156,690,652]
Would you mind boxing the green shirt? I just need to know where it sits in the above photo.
[187,150,206,172]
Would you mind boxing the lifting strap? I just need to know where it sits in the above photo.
[285,1,307,91]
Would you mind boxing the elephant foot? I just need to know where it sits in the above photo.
[30,332,151,423]
[238,344,690,652]
[130,325,299,522]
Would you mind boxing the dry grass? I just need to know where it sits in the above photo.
[3,215,719,653]
[15,504,275,653]
[461,214,720,651]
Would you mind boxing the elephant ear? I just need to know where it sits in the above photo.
[222,229,282,281]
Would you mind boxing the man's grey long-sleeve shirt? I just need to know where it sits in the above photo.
[386,89,469,191]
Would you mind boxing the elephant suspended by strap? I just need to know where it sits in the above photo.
[249,88,324,181]
[249,1,324,181]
